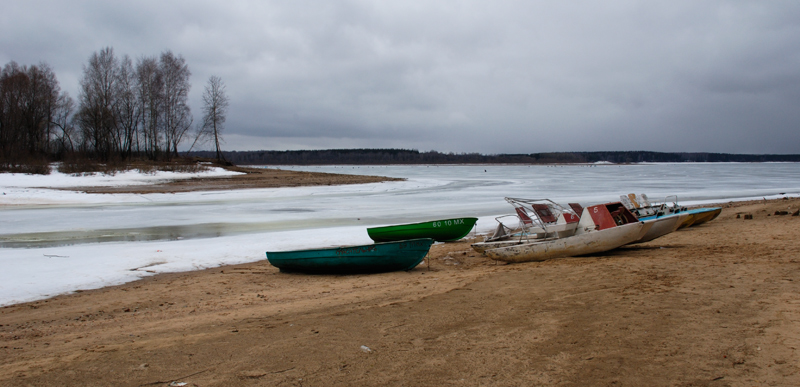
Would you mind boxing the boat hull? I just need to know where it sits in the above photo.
[471,238,527,254]
[267,238,434,274]
[367,217,478,243]
[485,222,645,263]
[677,207,722,229]
[632,215,681,244]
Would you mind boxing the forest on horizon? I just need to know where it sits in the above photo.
[189,149,800,165]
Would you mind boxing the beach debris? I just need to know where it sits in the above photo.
[43,254,69,258]
[360,345,372,353]
[774,211,789,216]
[743,214,753,220]
[168,382,188,386]
[793,210,799,216]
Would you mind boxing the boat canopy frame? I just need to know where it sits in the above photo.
[486,198,581,243]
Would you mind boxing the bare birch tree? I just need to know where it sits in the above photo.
[76,47,119,160]
[136,56,162,159]
[197,75,229,161]
[159,51,192,159]
[115,55,139,159]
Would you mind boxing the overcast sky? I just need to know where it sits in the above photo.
[2,1,799,154]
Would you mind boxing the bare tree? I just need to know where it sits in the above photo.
[0,61,62,165]
[27,63,60,155]
[197,75,229,161]
[115,55,139,159]
[2,47,204,166]
[51,91,76,154]
[136,56,163,159]
[76,47,119,160]
[159,51,192,159]
[0,62,29,163]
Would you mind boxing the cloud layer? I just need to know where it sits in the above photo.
[3,1,799,153]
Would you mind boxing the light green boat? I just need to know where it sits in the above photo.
[266,238,434,274]
[367,217,478,243]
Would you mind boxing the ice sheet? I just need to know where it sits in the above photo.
[1,163,799,306]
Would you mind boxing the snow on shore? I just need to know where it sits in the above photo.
[0,166,240,188]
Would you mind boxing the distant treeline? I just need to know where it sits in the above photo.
[188,149,800,165]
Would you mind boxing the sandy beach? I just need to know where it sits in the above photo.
[1,170,799,386]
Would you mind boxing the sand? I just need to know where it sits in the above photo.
[71,166,402,194]
[1,183,799,385]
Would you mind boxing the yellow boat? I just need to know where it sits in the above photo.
[677,207,722,229]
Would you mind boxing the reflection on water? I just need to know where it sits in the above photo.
[0,217,353,249]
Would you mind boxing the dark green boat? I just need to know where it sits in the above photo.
[266,238,434,274]
[367,217,478,243]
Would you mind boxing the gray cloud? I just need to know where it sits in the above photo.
[2,1,799,154]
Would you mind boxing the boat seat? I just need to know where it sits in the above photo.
[637,194,652,208]
[627,193,641,208]
[609,209,626,226]
[568,203,583,219]
[532,204,557,224]
[619,195,636,210]
[515,207,534,226]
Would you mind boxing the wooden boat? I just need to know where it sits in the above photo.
[484,202,647,263]
[367,217,477,243]
[266,238,434,274]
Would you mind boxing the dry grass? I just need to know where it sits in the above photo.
[55,157,214,176]
[0,162,51,175]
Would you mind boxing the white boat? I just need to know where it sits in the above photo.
[620,193,685,218]
[630,213,687,244]
[471,198,582,254]
[483,202,648,263]
[621,193,720,242]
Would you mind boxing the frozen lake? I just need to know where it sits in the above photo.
[1,163,799,306]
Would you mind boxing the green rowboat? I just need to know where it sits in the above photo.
[367,217,478,243]
[266,238,434,274]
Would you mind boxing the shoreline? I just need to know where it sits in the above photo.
[1,197,799,385]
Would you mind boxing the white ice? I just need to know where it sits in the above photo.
[1,163,799,306]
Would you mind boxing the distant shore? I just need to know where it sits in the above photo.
[188,149,800,165]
